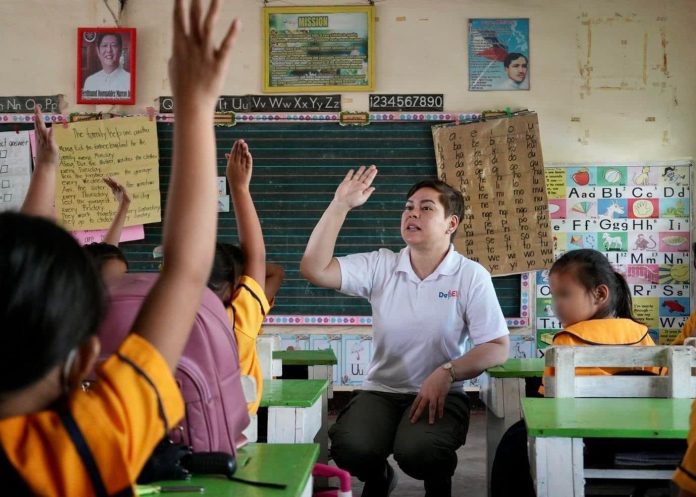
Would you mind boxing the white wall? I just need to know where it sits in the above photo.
[2,0,695,162]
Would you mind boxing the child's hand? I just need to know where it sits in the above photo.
[332,165,377,210]
[226,140,252,193]
[103,177,131,205]
[33,105,59,169]
[169,0,241,110]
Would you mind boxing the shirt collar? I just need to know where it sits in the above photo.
[396,245,460,280]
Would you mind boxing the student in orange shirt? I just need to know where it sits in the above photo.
[0,2,240,495]
[491,249,655,497]
[207,140,284,414]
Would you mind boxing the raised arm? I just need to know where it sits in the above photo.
[132,0,240,370]
[227,140,265,287]
[102,177,131,246]
[300,165,377,289]
[21,105,59,218]
[264,262,285,303]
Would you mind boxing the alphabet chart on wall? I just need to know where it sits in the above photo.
[536,163,692,349]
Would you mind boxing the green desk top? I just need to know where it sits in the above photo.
[522,397,692,439]
[152,443,319,497]
[273,349,338,366]
[260,379,329,408]
[487,358,545,378]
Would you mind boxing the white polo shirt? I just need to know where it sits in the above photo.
[82,66,131,98]
[337,245,509,394]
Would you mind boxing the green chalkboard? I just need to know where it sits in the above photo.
[0,121,522,322]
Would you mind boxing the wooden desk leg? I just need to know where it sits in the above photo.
[529,436,585,497]
[309,365,334,399]
[486,377,524,497]
[314,390,329,487]
[300,474,314,497]
[268,399,323,444]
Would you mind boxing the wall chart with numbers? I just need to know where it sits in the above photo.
[536,162,692,349]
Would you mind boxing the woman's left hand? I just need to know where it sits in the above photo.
[409,367,452,424]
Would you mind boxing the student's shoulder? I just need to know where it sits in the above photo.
[233,275,270,311]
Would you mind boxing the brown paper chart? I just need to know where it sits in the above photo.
[432,112,554,275]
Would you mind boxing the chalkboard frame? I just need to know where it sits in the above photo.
[0,117,531,328]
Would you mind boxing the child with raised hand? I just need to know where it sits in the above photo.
[491,248,655,497]
[83,177,132,283]
[101,176,131,246]
[207,139,284,414]
[21,104,59,218]
[0,1,240,495]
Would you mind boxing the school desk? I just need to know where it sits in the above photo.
[522,397,691,497]
[480,358,545,492]
[152,443,319,497]
[273,349,338,399]
[260,379,329,465]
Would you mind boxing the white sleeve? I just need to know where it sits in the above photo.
[463,266,509,345]
[336,250,381,300]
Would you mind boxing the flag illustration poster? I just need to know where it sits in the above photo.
[468,18,529,92]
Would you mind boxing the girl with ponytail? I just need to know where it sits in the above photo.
[491,249,656,497]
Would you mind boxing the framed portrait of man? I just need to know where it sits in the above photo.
[77,27,136,105]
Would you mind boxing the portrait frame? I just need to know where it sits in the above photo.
[77,27,136,105]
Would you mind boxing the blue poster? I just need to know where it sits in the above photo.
[468,18,530,91]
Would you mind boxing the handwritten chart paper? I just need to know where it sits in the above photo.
[54,116,160,230]
[432,113,554,275]
[0,131,32,212]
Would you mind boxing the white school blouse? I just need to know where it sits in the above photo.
[337,245,509,394]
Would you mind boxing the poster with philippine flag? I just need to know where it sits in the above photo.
[468,18,529,91]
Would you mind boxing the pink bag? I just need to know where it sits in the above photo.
[97,273,249,455]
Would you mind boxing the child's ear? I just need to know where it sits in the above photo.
[69,336,101,389]
[594,284,610,306]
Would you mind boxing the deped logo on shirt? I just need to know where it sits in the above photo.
[438,290,458,299]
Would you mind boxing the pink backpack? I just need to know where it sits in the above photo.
[97,273,249,455]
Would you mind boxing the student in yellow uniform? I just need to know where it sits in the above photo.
[675,402,696,496]
[491,249,656,497]
[0,2,240,495]
[207,140,284,414]
[671,311,696,345]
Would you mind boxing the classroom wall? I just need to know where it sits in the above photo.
[1,0,695,339]
[2,0,695,162]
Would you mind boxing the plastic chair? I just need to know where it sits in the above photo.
[312,463,352,497]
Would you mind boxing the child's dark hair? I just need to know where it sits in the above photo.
[207,243,245,299]
[0,212,105,393]
[406,180,465,240]
[83,243,129,272]
[550,249,637,322]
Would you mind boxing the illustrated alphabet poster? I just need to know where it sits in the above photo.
[536,163,692,348]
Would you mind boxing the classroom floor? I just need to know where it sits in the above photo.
[327,404,487,497]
